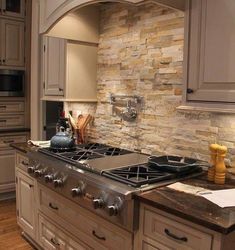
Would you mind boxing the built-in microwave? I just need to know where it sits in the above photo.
[0,69,25,97]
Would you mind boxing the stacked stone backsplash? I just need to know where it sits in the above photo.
[67,2,235,165]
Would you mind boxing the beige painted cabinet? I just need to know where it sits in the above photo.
[135,203,235,250]
[42,36,66,96]
[0,0,25,19]
[42,35,97,102]
[185,0,235,104]
[0,18,25,67]
[16,154,36,240]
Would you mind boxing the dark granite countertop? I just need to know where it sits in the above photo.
[135,174,235,234]
[11,142,37,154]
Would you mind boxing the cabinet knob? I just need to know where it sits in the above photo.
[187,88,194,94]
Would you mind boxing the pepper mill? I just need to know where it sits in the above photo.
[208,144,219,181]
[214,145,227,185]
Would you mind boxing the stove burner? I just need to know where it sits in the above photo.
[94,147,133,156]
[102,164,175,187]
[77,143,109,151]
[60,150,104,161]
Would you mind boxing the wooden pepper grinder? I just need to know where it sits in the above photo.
[214,145,227,185]
[208,144,219,181]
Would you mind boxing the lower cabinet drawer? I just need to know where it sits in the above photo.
[38,214,91,250]
[142,241,171,250]
[0,134,27,150]
[0,101,24,113]
[143,207,212,250]
[0,115,24,128]
[38,184,132,250]
[16,153,29,173]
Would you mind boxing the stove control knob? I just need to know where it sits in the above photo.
[107,197,123,217]
[93,198,105,209]
[34,169,45,178]
[71,187,83,197]
[27,166,35,174]
[44,174,54,183]
[53,179,64,188]
[71,181,85,197]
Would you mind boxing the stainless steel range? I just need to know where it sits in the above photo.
[27,143,203,232]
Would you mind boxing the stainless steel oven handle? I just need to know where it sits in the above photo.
[92,230,106,241]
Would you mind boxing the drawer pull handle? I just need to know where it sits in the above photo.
[28,184,33,188]
[21,161,29,166]
[3,140,14,143]
[49,202,59,210]
[0,120,6,123]
[0,106,6,109]
[92,230,106,241]
[164,229,188,242]
[50,238,60,246]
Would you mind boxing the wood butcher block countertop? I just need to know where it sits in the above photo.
[135,173,235,234]
[11,143,235,235]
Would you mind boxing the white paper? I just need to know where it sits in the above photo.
[167,182,209,195]
[167,182,235,208]
[199,189,235,208]
[28,140,50,148]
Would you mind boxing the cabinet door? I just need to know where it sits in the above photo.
[1,0,25,18]
[186,0,235,103]
[0,150,15,193]
[38,214,91,250]
[43,36,65,96]
[1,19,24,67]
[16,170,35,239]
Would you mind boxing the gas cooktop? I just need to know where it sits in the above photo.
[38,143,203,188]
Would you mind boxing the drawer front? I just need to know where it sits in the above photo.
[143,207,212,250]
[0,102,24,113]
[142,241,172,250]
[0,115,24,128]
[38,214,91,250]
[16,153,29,173]
[0,135,27,150]
[38,185,132,250]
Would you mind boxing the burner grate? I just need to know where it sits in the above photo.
[77,143,109,151]
[60,150,104,161]
[102,164,175,187]
[94,147,133,156]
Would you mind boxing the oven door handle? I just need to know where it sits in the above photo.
[92,230,106,241]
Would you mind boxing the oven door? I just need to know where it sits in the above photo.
[0,70,24,97]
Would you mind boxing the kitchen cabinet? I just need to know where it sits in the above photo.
[42,36,66,96]
[0,134,27,193]
[0,18,25,67]
[16,154,36,240]
[38,214,91,250]
[37,183,132,250]
[0,0,25,19]
[135,203,235,250]
[184,0,235,105]
[42,35,97,102]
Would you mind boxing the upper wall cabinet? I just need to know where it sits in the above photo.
[185,0,235,104]
[0,0,25,19]
[42,36,98,102]
[0,19,25,67]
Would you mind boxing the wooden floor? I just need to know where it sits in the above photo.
[0,199,33,250]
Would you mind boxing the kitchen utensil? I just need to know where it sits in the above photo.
[68,113,77,130]
[50,127,75,150]
[121,100,137,122]
[148,155,198,173]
